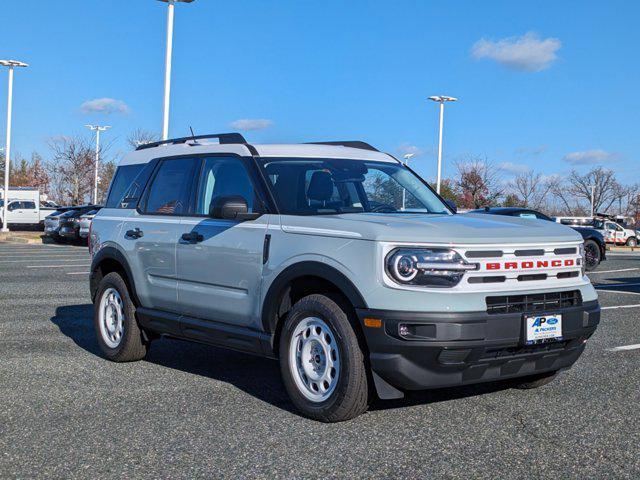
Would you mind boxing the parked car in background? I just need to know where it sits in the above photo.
[470,207,606,271]
[555,215,637,247]
[78,208,102,241]
[43,207,75,238]
[58,206,100,243]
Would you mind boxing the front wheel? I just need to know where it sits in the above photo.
[627,237,637,247]
[584,239,601,271]
[279,294,370,422]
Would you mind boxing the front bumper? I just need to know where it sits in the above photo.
[357,301,600,392]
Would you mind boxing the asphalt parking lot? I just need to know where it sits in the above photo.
[1,244,639,479]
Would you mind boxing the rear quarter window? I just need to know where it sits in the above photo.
[105,164,145,209]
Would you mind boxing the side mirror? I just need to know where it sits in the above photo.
[210,195,261,221]
[445,199,457,213]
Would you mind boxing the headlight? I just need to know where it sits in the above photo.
[385,248,478,288]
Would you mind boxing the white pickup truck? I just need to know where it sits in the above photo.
[0,199,58,227]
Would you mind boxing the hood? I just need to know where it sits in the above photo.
[280,213,583,245]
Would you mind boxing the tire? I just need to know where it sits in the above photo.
[93,272,148,362]
[583,239,601,271]
[512,370,558,389]
[627,237,637,247]
[279,294,370,422]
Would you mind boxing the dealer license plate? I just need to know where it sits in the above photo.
[525,314,563,345]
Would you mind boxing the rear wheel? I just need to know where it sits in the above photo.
[512,370,558,389]
[584,239,601,271]
[279,294,370,422]
[627,237,637,247]
[93,272,148,362]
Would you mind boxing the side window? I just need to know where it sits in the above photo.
[105,164,145,209]
[8,202,19,211]
[143,158,199,215]
[23,201,36,210]
[195,157,259,215]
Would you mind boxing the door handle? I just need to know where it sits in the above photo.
[181,231,204,243]
[125,228,144,239]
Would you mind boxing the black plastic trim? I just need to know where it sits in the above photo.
[261,261,368,333]
[136,307,273,357]
[306,141,379,152]
[90,246,140,305]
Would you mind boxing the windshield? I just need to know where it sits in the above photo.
[259,158,451,215]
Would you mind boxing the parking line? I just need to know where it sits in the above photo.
[608,344,640,352]
[66,271,89,275]
[589,268,640,274]
[596,289,640,296]
[26,264,90,268]
[594,282,640,288]
[601,304,640,310]
[0,256,89,263]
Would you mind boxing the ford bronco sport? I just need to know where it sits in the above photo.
[89,133,600,422]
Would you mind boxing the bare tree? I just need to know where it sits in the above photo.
[510,171,553,210]
[98,160,117,204]
[48,136,95,205]
[454,157,504,209]
[127,129,160,150]
[567,167,622,215]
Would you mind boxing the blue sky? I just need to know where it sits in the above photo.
[1,0,638,183]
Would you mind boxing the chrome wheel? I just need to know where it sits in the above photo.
[289,317,340,402]
[98,287,125,349]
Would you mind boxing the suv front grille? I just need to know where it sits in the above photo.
[486,290,582,315]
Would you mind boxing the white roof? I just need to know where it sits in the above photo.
[119,142,398,166]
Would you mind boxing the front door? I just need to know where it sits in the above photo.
[176,156,269,327]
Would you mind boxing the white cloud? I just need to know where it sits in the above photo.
[230,119,274,131]
[471,32,561,72]
[80,98,130,115]
[499,162,531,174]
[563,149,616,165]
[515,145,547,156]
[397,144,425,158]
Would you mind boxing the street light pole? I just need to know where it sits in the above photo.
[85,125,111,204]
[589,184,595,218]
[158,0,195,141]
[0,60,28,233]
[428,95,458,195]
[402,153,415,210]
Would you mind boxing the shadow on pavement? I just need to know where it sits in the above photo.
[51,304,513,417]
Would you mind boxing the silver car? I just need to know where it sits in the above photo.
[43,208,72,237]
[79,208,101,239]
[88,134,601,422]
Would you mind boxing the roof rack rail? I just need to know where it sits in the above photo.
[136,132,247,150]
[306,141,379,152]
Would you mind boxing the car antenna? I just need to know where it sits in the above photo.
[189,126,199,145]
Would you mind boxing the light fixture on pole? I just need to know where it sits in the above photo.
[428,95,457,195]
[85,125,111,204]
[158,0,195,141]
[0,60,28,233]
[401,153,415,211]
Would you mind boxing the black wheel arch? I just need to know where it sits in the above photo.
[90,246,140,305]
[261,261,368,336]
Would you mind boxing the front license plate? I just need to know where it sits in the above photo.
[525,314,563,345]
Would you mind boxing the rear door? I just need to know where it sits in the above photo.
[121,156,200,313]
[20,201,39,224]
[176,156,270,327]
